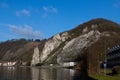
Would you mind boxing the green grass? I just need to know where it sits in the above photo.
[90,69,120,80]
[91,74,120,80]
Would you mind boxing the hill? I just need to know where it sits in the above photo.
[0,18,120,74]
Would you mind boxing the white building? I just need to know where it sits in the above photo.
[0,61,16,66]
[63,62,76,67]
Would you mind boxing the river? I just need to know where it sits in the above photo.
[0,66,94,80]
[0,66,77,80]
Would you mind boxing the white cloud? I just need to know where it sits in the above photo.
[42,6,58,18]
[8,24,43,39]
[0,2,9,8]
[16,9,30,16]
[43,6,58,13]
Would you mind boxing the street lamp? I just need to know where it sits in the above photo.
[103,61,107,75]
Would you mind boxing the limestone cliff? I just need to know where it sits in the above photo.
[31,46,40,66]
[39,32,69,63]
[57,30,101,63]
[31,18,120,74]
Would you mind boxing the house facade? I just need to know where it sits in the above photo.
[63,62,76,67]
[0,61,16,66]
[107,45,120,68]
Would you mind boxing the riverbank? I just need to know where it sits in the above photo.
[91,74,120,80]
[90,69,120,80]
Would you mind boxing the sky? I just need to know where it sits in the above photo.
[0,0,120,41]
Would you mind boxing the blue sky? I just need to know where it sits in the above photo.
[0,0,120,41]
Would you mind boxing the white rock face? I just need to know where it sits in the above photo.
[61,32,69,41]
[57,30,101,63]
[31,30,101,65]
[91,24,97,29]
[63,30,100,50]
[31,46,40,66]
[82,27,88,33]
[101,31,111,37]
[40,33,69,63]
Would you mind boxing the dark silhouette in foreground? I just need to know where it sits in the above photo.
[73,53,97,80]
[107,66,120,76]
[72,70,97,80]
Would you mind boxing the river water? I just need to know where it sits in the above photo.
[0,66,77,80]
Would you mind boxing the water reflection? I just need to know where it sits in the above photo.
[72,70,88,80]
[31,68,39,80]
[31,67,74,80]
[0,66,93,80]
[0,67,32,80]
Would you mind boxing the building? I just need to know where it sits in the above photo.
[107,45,120,68]
[0,61,16,66]
[62,62,76,67]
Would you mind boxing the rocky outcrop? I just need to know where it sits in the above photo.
[31,46,40,66]
[39,32,69,63]
[57,30,101,63]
